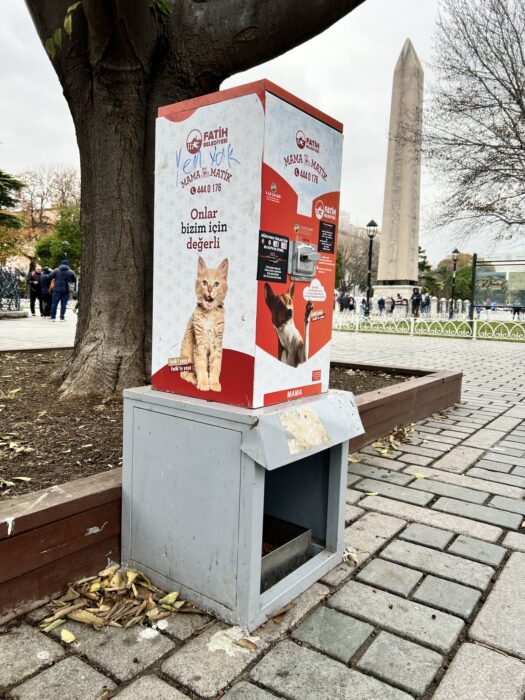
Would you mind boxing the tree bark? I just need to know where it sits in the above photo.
[25,0,364,396]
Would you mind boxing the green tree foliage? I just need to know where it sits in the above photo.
[418,246,432,275]
[442,265,473,299]
[35,206,80,269]
[418,246,440,295]
[424,251,474,298]
[0,169,25,229]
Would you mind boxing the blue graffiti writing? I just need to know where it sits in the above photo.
[175,144,240,186]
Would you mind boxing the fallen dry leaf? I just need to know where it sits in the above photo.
[161,600,186,612]
[431,411,448,420]
[68,609,106,627]
[343,547,359,564]
[61,587,80,602]
[126,570,139,587]
[267,603,292,621]
[42,619,65,633]
[47,602,86,621]
[158,591,179,606]
[40,566,196,633]
[234,638,257,651]
[60,628,76,644]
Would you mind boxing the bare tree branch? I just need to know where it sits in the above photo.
[424,0,525,240]
[184,0,366,78]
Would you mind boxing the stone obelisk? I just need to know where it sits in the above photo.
[375,39,424,300]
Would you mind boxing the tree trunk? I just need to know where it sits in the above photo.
[62,70,202,396]
[25,0,365,397]
[61,74,147,394]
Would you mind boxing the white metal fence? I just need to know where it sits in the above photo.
[333,312,525,342]
[350,296,524,322]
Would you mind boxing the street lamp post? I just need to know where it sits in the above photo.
[449,248,460,319]
[62,240,70,261]
[469,253,478,321]
[365,219,378,316]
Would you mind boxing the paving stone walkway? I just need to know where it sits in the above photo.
[1,332,525,699]
[0,312,76,351]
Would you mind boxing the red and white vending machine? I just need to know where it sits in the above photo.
[124,82,361,629]
[152,80,344,408]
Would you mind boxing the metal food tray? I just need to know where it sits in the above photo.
[261,515,312,592]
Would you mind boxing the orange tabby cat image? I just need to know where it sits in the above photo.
[180,256,229,392]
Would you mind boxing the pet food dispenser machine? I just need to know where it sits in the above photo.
[150,79,346,410]
[122,386,363,631]
[122,80,364,630]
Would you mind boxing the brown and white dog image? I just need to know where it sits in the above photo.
[264,282,312,367]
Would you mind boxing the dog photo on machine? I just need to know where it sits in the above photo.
[264,282,312,367]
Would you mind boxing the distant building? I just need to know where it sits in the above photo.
[337,211,381,295]
[339,210,381,246]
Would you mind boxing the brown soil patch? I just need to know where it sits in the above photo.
[329,366,408,395]
[0,349,122,501]
[0,350,407,500]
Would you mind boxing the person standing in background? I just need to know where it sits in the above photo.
[45,260,77,322]
[411,287,422,317]
[27,265,43,316]
[40,266,53,317]
[394,293,405,316]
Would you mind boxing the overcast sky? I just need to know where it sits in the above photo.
[1,0,521,263]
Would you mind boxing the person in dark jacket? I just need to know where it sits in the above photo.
[45,260,77,321]
[40,266,53,317]
[411,287,422,317]
[27,265,43,316]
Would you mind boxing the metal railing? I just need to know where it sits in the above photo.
[0,267,23,312]
[333,312,525,342]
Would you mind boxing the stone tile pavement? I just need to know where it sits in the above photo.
[0,313,76,351]
[1,331,525,698]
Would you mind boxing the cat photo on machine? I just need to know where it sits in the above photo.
[180,256,229,392]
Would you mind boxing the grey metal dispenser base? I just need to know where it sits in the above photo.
[121,387,363,631]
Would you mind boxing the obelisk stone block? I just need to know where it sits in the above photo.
[376,39,424,302]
